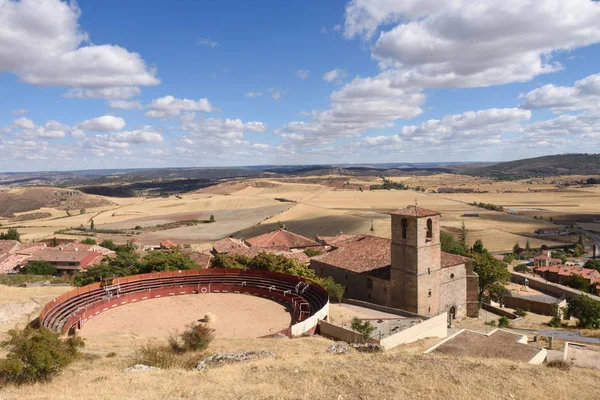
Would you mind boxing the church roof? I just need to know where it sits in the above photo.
[391,206,440,217]
[441,252,472,268]
[312,235,391,274]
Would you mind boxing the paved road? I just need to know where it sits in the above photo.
[512,328,600,344]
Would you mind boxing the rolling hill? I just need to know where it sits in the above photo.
[465,153,600,180]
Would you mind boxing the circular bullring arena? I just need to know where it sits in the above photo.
[39,269,329,339]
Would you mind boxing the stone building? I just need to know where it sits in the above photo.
[310,206,479,320]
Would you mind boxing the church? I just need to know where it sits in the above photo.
[311,205,479,320]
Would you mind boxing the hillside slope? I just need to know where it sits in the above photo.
[465,153,600,180]
[0,336,598,400]
[0,187,113,217]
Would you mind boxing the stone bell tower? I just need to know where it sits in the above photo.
[390,205,442,316]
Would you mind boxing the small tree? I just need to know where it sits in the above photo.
[0,228,20,242]
[209,215,215,223]
[498,316,510,328]
[350,317,375,340]
[318,276,344,303]
[487,282,510,306]
[99,240,117,251]
[564,275,590,292]
[459,221,467,248]
[502,253,514,263]
[568,294,600,329]
[80,238,96,245]
[90,219,95,230]
[472,239,487,254]
[525,239,531,252]
[80,209,86,215]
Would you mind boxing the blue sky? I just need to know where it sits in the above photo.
[1,0,600,172]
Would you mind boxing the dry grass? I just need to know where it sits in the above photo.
[0,336,599,399]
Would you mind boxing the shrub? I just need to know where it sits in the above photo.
[180,323,215,351]
[547,360,571,371]
[20,261,56,276]
[350,317,375,339]
[303,248,322,257]
[106,352,117,358]
[568,294,600,329]
[80,238,97,245]
[498,316,511,328]
[548,317,563,328]
[129,342,180,369]
[209,215,215,223]
[317,276,345,303]
[514,264,531,273]
[484,320,497,327]
[514,308,528,317]
[0,327,84,384]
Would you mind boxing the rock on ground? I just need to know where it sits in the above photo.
[122,364,161,372]
[196,351,276,370]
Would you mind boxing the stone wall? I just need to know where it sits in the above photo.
[439,263,468,319]
[310,260,391,306]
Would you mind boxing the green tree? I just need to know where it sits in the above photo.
[502,253,514,263]
[564,275,590,292]
[441,231,467,256]
[350,317,375,339]
[0,327,84,384]
[568,295,600,329]
[525,239,531,252]
[0,228,21,242]
[317,276,345,303]
[80,209,86,215]
[80,238,96,245]
[584,259,600,272]
[140,250,197,273]
[303,248,322,257]
[99,240,117,251]
[459,221,467,248]
[51,237,58,247]
[211,254,247,269]
[487,282,510,306]
[472,239,487,254]
[73,263,131,286]
[513,242,522,255]
[578,234,585,246]
[90,219,95,230]
[573,243,585,257]
[20,261,56,276]
[468,250,511,298]
[209,215,215,223]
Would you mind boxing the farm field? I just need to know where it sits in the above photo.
[2,175,598,252]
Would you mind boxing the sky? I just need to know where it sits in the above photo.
[1,0,600,172]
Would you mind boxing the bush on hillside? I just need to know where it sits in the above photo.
[0,327,84,384]
[350,317,375,340]
[498,316,511,328]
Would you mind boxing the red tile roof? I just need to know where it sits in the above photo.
[312,235,391,273]
[212,237,248,254]
[160,240,178,249]
[315,234,359,246]
[29,251,104,269]
[228,246,311,264]
[246,229,319,250]
[391,206,440,218]
[441,252,472,268]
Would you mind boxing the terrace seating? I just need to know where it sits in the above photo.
[39,268,329,336]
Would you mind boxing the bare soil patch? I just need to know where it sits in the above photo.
[79,294,292,345]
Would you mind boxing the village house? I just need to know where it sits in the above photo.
[245,229,321,252]
[27,250,105,272]
[534,264,600,293]
[310,206,480,320]
[211,237,248,255]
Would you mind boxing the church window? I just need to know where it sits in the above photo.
[450,273,455,279]
[401,218,408,239]
[426,218,433,240]
[428,289,432,297]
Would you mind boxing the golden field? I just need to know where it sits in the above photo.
[1,174,598,251]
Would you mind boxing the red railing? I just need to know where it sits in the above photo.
[39,268,329,336]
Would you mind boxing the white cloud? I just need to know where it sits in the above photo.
[64,87,141,100]
[244,91,264,98]
[280,74,424,145]
[198,38,219,48]
[268,88,285,101]
[109,126,163,144]
[148,95,214,117]
[296,69,310,79]
[77,116,126,132]
[520,73,600,112]
[12,118,36,130]
[344,0,600,88]
[11,109,28,115]
[0,0,159,91]
[108,100,143,110]
[323,68,347,82]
